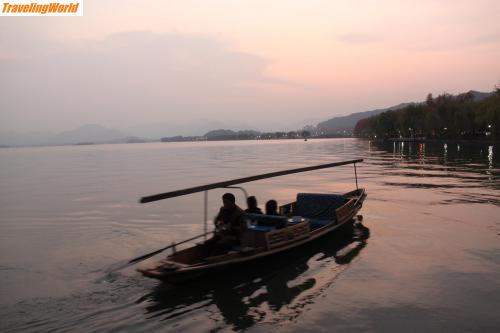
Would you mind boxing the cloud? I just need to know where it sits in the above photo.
[0,30,290,133]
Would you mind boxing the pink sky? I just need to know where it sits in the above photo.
[1,0,499,135]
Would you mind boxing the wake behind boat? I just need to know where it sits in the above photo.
[136,159,366,283]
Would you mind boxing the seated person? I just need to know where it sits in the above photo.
[203,193,247,257]
[265,199,280,216]
[251,199,285,229]
[245,196,263,214]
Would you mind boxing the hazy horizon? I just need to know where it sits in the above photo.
[1,0,499,138]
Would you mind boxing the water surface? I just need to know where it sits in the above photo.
[0,139,499,332]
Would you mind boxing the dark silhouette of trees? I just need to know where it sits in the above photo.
[354,88,500,140]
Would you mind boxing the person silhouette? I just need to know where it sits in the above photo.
[245,196,263,214]
[202,193,247,256]
[265,199,280,216]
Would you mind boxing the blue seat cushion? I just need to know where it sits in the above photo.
[247,225,275,232]
[246,213,288,229]
[295,193,346,221]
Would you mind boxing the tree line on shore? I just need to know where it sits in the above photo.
[354,86,500,140]
[161,130,312,142]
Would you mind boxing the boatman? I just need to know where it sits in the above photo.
[203,193,247,256]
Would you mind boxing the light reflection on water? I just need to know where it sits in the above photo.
[0,139,499,332]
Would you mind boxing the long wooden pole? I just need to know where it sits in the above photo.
[140,159,363,203]
[204,191,208,241]
[354,163,358,190]
[105,230,215,272]
[127,231,211,263]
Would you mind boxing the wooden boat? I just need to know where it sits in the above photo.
[136,159,366,283]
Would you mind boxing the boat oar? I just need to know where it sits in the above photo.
[127,246,172,265]
[105,230,214,273]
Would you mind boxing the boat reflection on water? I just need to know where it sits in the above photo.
[138,223,370,330]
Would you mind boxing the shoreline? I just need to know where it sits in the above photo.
[2,136,498,149]
[0,136,354,149]
[382,137,499,144]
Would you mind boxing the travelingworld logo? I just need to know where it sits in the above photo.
[1,0,83,16]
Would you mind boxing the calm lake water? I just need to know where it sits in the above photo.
[0,139,499,332]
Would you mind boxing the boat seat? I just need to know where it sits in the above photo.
[246,213,288,229]
[295,193,346,221]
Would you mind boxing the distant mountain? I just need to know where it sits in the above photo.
[0,124,131,146]
[462,90,493,102]
[316,103,413,135]
[51,124,129,144]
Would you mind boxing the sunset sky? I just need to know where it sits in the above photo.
[1,0,499,136]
